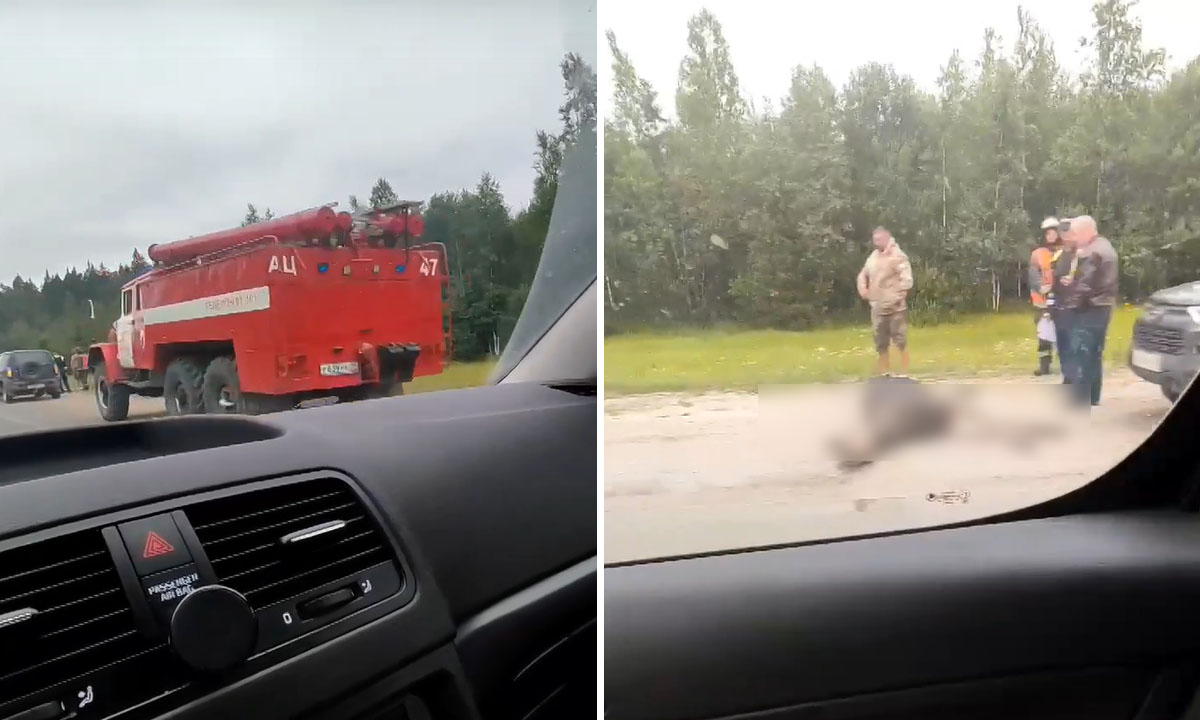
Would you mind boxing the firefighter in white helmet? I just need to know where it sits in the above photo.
[1029,217,1064,376]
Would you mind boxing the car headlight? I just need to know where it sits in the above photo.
[1188,306,1200,324]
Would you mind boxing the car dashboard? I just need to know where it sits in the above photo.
[0,381,597,720]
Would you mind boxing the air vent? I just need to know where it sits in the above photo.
[0,530,177,716]
[186,479,395,610]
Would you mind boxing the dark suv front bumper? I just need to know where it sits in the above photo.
[1129,307,1200,397]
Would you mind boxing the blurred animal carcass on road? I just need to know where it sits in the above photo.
[829,376,1074,471]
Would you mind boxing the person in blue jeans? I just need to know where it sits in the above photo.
[1048,219,1077,383]
[54,353,71,392]
[1069,306,1112,405]
[1052,301,1074,384]
[1059,216,1118,407]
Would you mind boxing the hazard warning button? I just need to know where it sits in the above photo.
[118,514,192,576]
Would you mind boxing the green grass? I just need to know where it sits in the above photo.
[406,360,497,394]
[605,305,1141,395]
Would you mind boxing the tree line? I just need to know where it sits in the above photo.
[604,0,1200,331]
[0,53,596,363]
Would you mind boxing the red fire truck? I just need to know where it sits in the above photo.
[88,202,449,421]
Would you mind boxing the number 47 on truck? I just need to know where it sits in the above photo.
[88,201,450,420]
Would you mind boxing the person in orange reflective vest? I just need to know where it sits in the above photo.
[1029,217,1064,376]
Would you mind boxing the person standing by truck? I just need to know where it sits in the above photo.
[70,347,89,390]
[1060,215,1118,407]
[53,353,71,392]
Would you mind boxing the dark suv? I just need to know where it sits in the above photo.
[1129,282,1200,402]
[0,349,63,403]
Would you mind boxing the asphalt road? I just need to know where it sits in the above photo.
[0,379,406,436]
[605,370,1173,562]
[0,385,164,436]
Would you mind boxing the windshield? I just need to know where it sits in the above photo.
[494,124,598,381]
[602,2,1196,562]
[0,3,596,433]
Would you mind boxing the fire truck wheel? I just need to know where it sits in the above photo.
[202,356,245,414]
[164,357,207,415]
[93,362,130,422]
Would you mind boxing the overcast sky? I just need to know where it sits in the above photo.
[602,0,1199,116]
[0,0,595,283]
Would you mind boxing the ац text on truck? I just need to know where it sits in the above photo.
[88,202,449,420]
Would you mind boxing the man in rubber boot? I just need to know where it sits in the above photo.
[1029,218,1061,376]
[857,226,913,376]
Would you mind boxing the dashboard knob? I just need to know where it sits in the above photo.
[169,585,258,673]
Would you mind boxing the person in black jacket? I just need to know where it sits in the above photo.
[1060,216,1119,407]
[1050,219,1077,384]
[54,353,71,392]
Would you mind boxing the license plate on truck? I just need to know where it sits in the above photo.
[1132,348,1164,373]
[319,362,360,377]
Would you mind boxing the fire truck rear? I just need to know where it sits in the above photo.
[88,202,449,421]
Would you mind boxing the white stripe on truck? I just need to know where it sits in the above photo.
[141,286,271,326]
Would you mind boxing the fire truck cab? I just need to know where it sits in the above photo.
[89,203,449,421]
